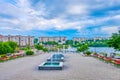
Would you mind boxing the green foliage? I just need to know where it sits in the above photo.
[34,38,38,44]
[35,44,44,50]
[19,47,26,50]
[35,44,48,52]
[42,41,58,45]
[77,44,89,52]
[63,45,68,49]
[116,53,120,57]
[26,45,31,51]
[26,50,34,55]
[107,31,120,50]
[65,40,73,46]
[3,42,13,53]
[6,41,18,51]
[85,51,92,55]
[0,41,17,54]
[42,48,48,52]
[20,45,31,51]
[57,44,63,49]
[72,42,82,47]
[84,39,108,47]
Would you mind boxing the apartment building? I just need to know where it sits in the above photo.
[0,35,34,46]
[92,37,110,41]
[0,35,3,42]
[39,36,67,43]
[73,37,110,42]
[73,37,88,42]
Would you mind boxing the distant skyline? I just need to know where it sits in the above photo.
[0,0,120,39]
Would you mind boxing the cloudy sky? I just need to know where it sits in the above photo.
[0,0,120,39]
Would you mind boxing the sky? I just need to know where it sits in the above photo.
[0,0,120,39]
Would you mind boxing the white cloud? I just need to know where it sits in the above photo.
[66,4,89,15]
[101,26,119,35]
[0,0,120,36]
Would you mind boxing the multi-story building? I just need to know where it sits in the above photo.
[92,37,110,41]
[73,37,88,42]
[39,36,67,43]
[73,37,110,42]
[0,35,34,46]
[0,35,3,42]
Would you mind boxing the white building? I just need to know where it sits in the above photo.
[0,35,34,46]
[39,36,66,43]
[92,37,110,41]
[73,37,88,42]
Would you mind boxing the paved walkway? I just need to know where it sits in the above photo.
[0,53,120,80]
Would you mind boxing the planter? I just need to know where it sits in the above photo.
[113,59,120,65]
[104,57,112,61]
[0,57,8,61]
[98,55,104,59]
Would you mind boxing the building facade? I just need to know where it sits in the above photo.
[73,37,110,42]
[92,37,110,41]
[0,35,34,46]
[73,37,88,42]
[39,36,67,43]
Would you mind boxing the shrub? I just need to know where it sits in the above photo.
[35,44,44,50]
[43,48,48,52]
[77,44,89,52]
[85,51,92,56]
[6,41,18,52]
[26,51,34,55]
[0,42,13,54]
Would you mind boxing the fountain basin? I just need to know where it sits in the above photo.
[38,62,63,70]
[47,57,64,62]
[47,54,64,62]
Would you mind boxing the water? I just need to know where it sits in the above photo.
[44,63,59,66]
[50,54,53,65]
[89,47,120,55]
[89,47,115,53]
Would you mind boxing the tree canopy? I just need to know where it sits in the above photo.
[35,44,44,50]
[107,31,120,50]
[77,44,89,52]
[0,41,18,54]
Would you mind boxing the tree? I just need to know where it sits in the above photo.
[63,45,68,49]
[77,44,89,52]
[42,48,48,52]
[0,42,13,54]
[44,41,58,45]
[65,40,73,46]
[35,44,44,50]
[6,41,18,52]
[107,31,120,50]
[34,38,38,44]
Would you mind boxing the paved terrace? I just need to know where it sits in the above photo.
[0,53,120,80]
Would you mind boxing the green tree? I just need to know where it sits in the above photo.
[77,44,89,52]
[44,41,58,45]
[34,38,38,44]
[0,42,13,54]
[35,44,44,50]
[65,40,73,46]
[64,45,68,49]
[6,41,18,52]
[107,31,120,50]
[42,48,48,52]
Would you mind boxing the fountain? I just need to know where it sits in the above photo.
[47,53,64,62]
[38,54,64,70]
[38,61,63,70]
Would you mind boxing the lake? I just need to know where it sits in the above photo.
[89,47,120,53]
